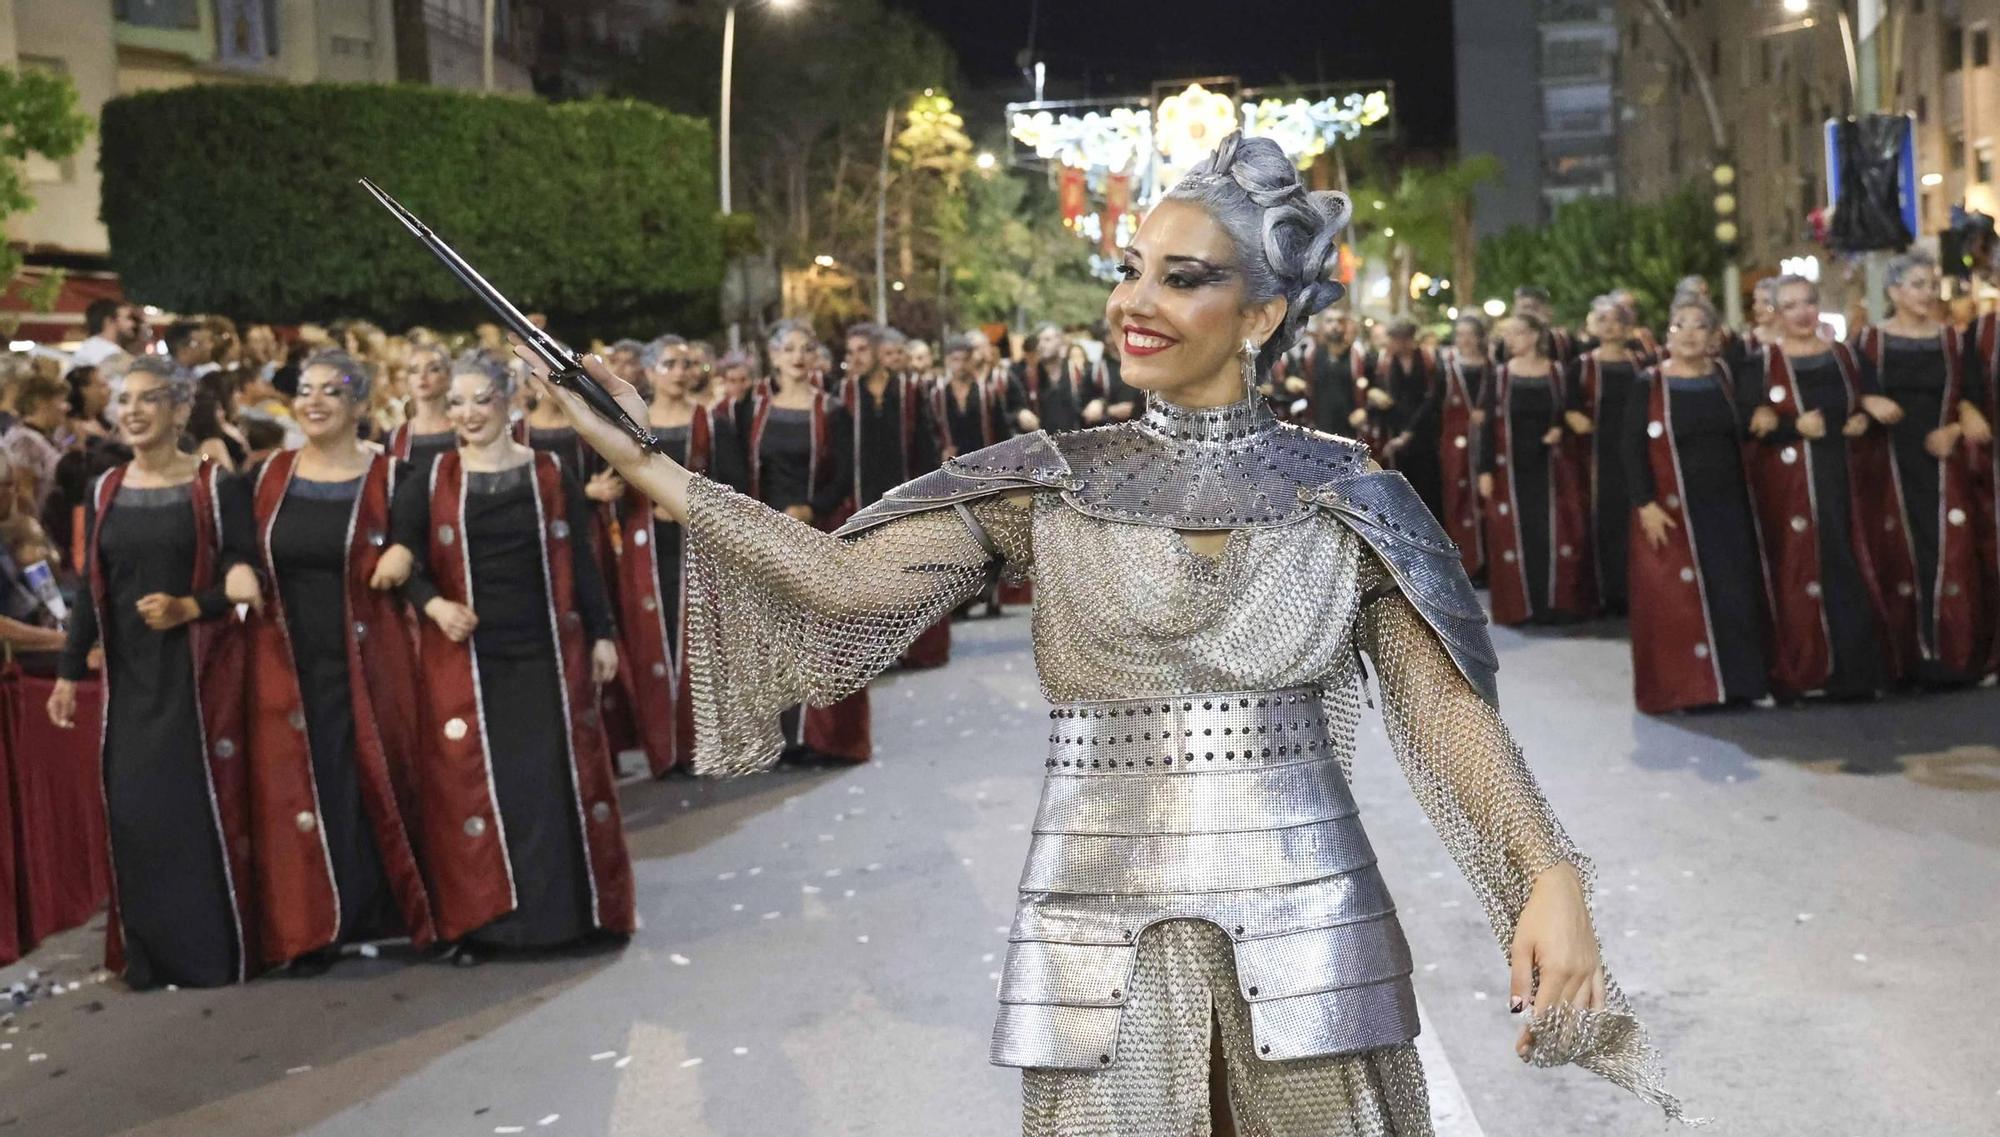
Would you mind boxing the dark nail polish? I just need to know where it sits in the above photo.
[1509,997,1524,1013]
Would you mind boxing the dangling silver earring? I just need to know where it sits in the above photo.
[1240,338,1258,402]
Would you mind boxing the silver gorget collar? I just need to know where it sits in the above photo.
[1051,393,1365,530]
[1136,392,1277,445]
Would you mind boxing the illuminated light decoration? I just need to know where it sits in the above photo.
[1008,107,1151,174]
[813,254,836,268]
[975,151,996,170]
[1446,306,1460,319]
[1482,298,1508,317]
[1779,254,1821,282]
[1153,83,1240,191]
[1921,171,1944,186]
[1240,90,1391,169]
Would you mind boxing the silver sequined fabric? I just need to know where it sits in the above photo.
[680,395,1686,1131]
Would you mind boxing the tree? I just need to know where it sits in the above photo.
[1475,188,1722,327]
[0,66,93,284]
[99,84,722,339]
[944,166,1102,332]
[1348,154,1501,317]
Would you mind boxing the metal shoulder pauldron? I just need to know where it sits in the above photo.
[834,431,1071,537]
[1312,470,1500,706]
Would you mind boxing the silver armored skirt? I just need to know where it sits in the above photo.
[999,688,1419,1070]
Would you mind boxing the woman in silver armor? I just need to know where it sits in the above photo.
[517,133,1681,1134]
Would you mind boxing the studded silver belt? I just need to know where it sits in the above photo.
[993,686,1420,1070]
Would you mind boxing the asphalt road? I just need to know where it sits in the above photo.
[4,611,1996,1136]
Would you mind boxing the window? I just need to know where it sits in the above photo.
[1975,28,1992,67]
[1978,144,1995,185]
[1918,94,1930,122]
[1945,25,1965,73]
[1950,132,1968,170]
[1781,121,1794,164]
[113,0,199,28]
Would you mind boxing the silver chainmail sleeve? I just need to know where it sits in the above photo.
[680,475,1029,776]
[1356,560,1693,1124]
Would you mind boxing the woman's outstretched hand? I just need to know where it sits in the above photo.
[512,343,696,524]
[1508,862,1606,1060]
[511,344,651,470]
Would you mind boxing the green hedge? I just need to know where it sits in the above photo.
[100,84,723,339]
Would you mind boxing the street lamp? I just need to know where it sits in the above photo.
[720,0,798,216]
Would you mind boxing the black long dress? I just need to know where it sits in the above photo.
[394,464,616,949]
[1377,353,1444,521]
[59,479,254,988]
[1308,342,1364,438]
[756,406,856,755]
[269,474,398,942]
[1760,355,1889,697]
[1481,372,1558,618]
[1623,374,1769,702]
[405,430,457,470]
[853,379,937,508]
[1863,335,1991,662]
[1571,359,1640,613]
[650,418,744,650]
[527,425,596,484]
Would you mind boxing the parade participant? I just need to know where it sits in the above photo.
[1014,323,1099,433]
[385,343,458,465]
[906,338,936,383]
[1611,288,1659,361]
[613,336,744,776]
[1969,307,2000,675]
[606,339,647,396]
[1624,297,1772,713]
[378,352,633,960]
[48,355,263,988]
[1743,277,1891,698]
[840,322,948,668]
[1479,314,1594,625]
[1283,309,1368,439]
[746,319,870,763]
[1369,318,1445,521]
[517,351,598,484]
[1566,298,1644,614]
[524,131,1679,1133]
[1095,331,1140,422]
[932,334,1017,619]
[1439,315,1488,578]
[243,350,435,971]
[685,340,717,402]
[66,364,115,446]
[1498,286,1573,366]
[1851,252,1993,682]
[1745,277,1780,352]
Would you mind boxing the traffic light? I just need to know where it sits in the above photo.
[1713,161,1739,253]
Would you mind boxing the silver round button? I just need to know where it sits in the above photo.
[213,737,236,759]
[1454,435,1468,449]
[550,519,570,540]
[651,662,668,678]
[295,811,317,833]
[1805,581,1822,598]
[1897,581,1915,597]
[590,801,612,824]
[367,529,386,548]
[1497,503,1510,516]
[353,621,368,641]
[288,709,306,731]
[1647,421,1664,439]
[1768,384,1787,404]
[1664,494,1680,509]
[632,528,649,547]
[641,596,658,612]
[1781,446,1798,465]
[1945,582,1962,597]
[438,524,456,546]
[1502,550,1517,563]
[463,816,487,838]
[444,717,468,741]
[1790,515,1809,533]
[1947,508,1967,526]
[1679,567,1695,583]
[1693,643,1710,659]
[1559,544,1573,557]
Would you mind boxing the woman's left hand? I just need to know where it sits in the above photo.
[1540,426,1563,447]
[1563,410,1593,435]
[223,563,264,613]
[585,469,627,504]
[1961,404,1993,446]
[1508,862,1605,1060]
[590,638,619,684]
[135,592,200,631]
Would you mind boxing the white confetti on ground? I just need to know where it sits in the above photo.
[1796,913,1814,923]
[843,890,856,898]
[614,1056,634,1069]
[537,1114,560,1127]
[762,911,782,920]
[733,1047,749,1056]
[495,1127,525,1135]
[1853,953,1869,963]
[285,1065,311,1075]
[730,904,744,912]
[802,885,822,895]
[717,872,737,881]
[680,1057,704,1068]
[1472,991,1488,1001]
[857,935,870,944]
[590,1051,619,1061]
[981,953,995,962]
[669,954,691,966]
[747,867,763,876]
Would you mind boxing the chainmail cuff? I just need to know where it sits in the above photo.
[1359,578,1696,1124]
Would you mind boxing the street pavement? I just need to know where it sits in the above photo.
[4,610,1997,1136]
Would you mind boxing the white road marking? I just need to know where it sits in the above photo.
[1414,994,1487,1137]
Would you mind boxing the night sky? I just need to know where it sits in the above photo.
[884,0,1458,150]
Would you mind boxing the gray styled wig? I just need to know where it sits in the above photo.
[302,348,373,402]
[451,349,515,396]
[1163,132,1351,377]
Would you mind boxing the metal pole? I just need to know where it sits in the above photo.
[720,4,736,216]
[482,0,495,91]
[875,104,894,324]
